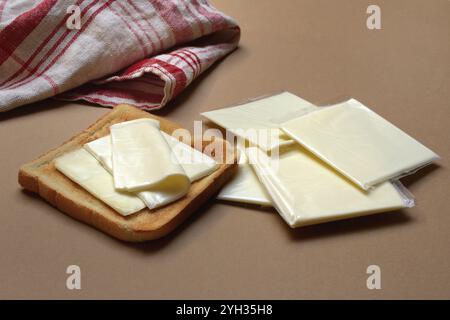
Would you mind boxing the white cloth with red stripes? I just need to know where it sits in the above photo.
[0,0,240,112]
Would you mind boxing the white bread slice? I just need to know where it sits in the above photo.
[18,104,238,242]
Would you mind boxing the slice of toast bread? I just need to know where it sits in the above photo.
[18,104,238,242]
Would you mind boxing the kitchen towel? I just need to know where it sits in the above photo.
[0,0,240,112]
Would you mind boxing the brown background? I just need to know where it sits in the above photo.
[0,0,449,299]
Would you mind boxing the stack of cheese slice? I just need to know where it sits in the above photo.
[203,92,438,227]
[217,144,272,206]
[54,119,219,216]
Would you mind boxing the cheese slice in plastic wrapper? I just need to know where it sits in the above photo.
[281,99,439,190]
[110,119,190,193]
[201,92,317,152]
[54,148,145,216]
[246,146,414,228]
[217,147,272,206]
[85,129,218,210]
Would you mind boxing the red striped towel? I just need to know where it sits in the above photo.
[0,0,239,112]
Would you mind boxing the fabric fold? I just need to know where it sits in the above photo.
[0,0,240,112]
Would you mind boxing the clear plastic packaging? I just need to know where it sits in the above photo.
[217,146,272,206]
[202,92,421,227]
[246,146,415,228]
[281,98,439,190]
[201,91,317,152]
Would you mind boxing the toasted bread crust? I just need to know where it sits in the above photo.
[19,105,238,242]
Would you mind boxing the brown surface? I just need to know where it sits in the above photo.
[0,0,449,299]
[18,104,237,242]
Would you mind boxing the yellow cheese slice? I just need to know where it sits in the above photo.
[217,148,272,206]
[246,146,414,227]
[201,92,317,152]
[162,132,219,182]
[54,148,145,216]
[85,132,218,210]
[110,119,190,192]
[281,99,439,190]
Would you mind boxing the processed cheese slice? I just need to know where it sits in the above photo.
[281,99,439,190]
[201,92,317,152]
[110,119,190,192]
[85,132,218,210]
[54,148,145,216]
[85,135,187,210]
[246,146,413,228]
[217,147,272,206]
[162,132,219,182]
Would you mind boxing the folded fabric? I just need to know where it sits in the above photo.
[0,0,240,112]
